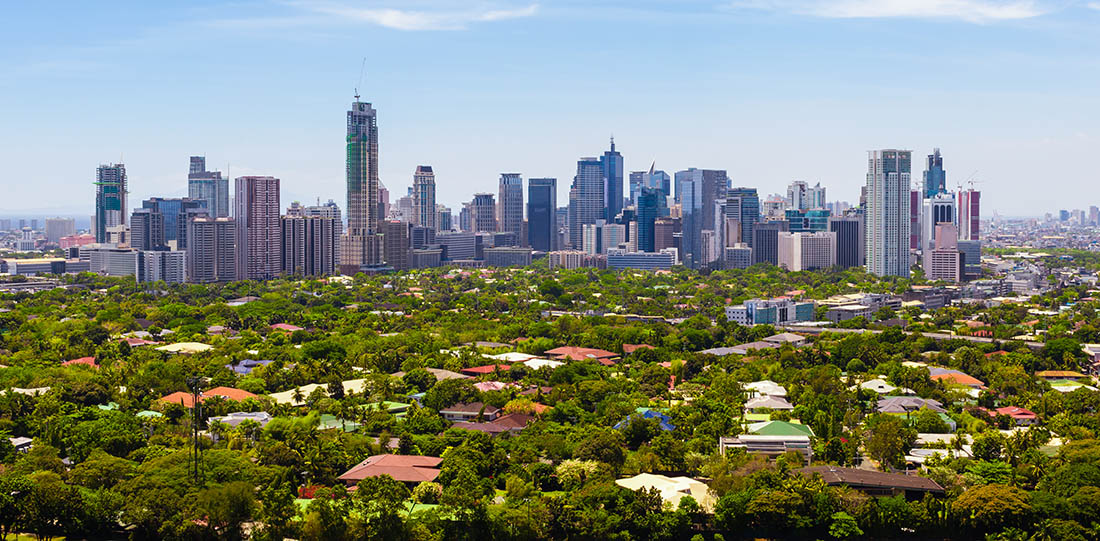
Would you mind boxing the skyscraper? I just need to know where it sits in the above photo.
[94,163,127,243]
[866,149,912,277]
[187,217,237,283]
[187,156,229,218]
[778,231,836,271]
[923,148,947,198]
[45,218,75,244]
[569,158,604,249]
[787,181,809,211]
[752,220,789,265]
[382,220,411,270]
[235,176,281,280]
[808,183,826,209]
[143,197,206,249]
[957,189,981,241]
[498,173,524,237]
[282,202,340,276]
[675,169,705,269]
[828,215,864,269]
[412,166,437,230]
[527,178,557,252]
[629,171,645,206]
[635,187,660,253]
[130,208,166,251]
[343,98,381,273]
[921,193,956,257]
[600,138,624,221]
[471,193,497,233]
[726,187,759,248]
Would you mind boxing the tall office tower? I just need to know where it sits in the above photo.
[567,157,604,249]
[957,240,981,279]
[1091,206,1100,227]
[498,173,524,236]
[922,148,947,198]
[601,138,624,221]
[378,184,390,222]
[281,204,339,277]
[0,219,10,231]
[143,197,206,249]
[808,183,826,209]
[778,231,836,271]
[829,215,864,269]
[130,208,166,251]
[726,187,759,247]
[471,193,497,233]
[139,251,186,284]
[45,218,75,243]
[865,149,912,277]
[459,203,473,232]
[94,163,127,243]
[925,222,963,283]
[650,169,672,204]
[410,226,435,250]
[436,205,453,232]
[675,169,702,268]
[629,171,645,205]
[921,193,956,257]
[957,189,981,241]
[582,220,628,254]
[412,166,437,230]
[187,217,237,282]
[381,220,411,270]
[527,177,557,251]
[635,187,660,253]
[909,190,922,250]
[1059,210,1070,222]
[752,220,789,265]
[343,98,382,273]
[187,156,229,218]
[235,176,282,280]
[787,181,809,211]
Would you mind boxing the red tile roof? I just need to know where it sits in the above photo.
[338,454,442,484]
[62,356,96,368]
[123,337,160,347]
[995,406,1037,419]
[930,372,985,387]
[459,364,512,376]
[156,387,257,408]
[623,344,656,354]
[270,323,304,332]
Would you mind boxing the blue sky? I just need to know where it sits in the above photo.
[2,0,1099,219]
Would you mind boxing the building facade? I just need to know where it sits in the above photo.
[187,156,229,218]
[186,217,237,282]
[527,177,556,252]
[343,99,382,272]
[471,193,497,233]
[829,215,864,269]
[866,149,912,277]
[412,166,437,230]
[234,176,281,280]
[778,231,836,272]
[569,158,604,249]
[94,163,127,243]
[601,139,624,221]
[498,173,524,238]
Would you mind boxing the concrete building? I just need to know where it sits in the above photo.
[45,218,75,244]
[142,197,206,249]
[925,223,963,283]
[866,150,912,277]
[281,203,339,277]
[778,230,835,271]
[94,163,127,243]
[921,193,956,257]
[484,247,532,267]
[606,249,675,271]
[957,189,981,241]
[582,220,629,254]
[497,173,524,238]
[726,298,815,326]
[235,176,281,280]
[187,156,229,218]
[724,243,753,270]
[829,215,864,269]
[86,246,139,277]
[129,208,166,252]
[411,248,443,269]
[527,178,557,252]
[412,166,436,230]
[753,220,789,265]
[187,217,237,283]
[140,250,186,284]
[381,220,411,271]
[436,232,480,261]
[471,193,497,233]
[343,99,382,272]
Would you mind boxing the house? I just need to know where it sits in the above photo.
[745,395,794,411]
[929,367,985,389]
[719,434,813,460]
[473,381,515,392]
[338,455,443,487]
[485,352,540,363]
[745,380,787,397]
[268,379,370,406]
[123,337,160,347]
[270,323,304,333]
[155,342,213,354]
[391,367,470,382]
[798,466,944,499]
[226,296,260,306]
[544,346,620,365]
[858,379,896,394]
[763,333,807,347]
[616,473,715,511]
[1035,370,1087,381]
[439,402,501,422]
[729,341,782,355]
[459,364,512,377]
[157,386,257,408]
[748,421,814,437]
[225,359,274,376]
[877,397,946,414]
[523,358,564,371]
[464,341,512,349]
[615,408,676,431]
[623,344,656,354]
[9,436,32,453]
[207,411,273,429]
[62,356,97,368]
[986,406,1039,427]
[451,413,535,437]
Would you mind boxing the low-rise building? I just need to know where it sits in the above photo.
[726,297,814,326]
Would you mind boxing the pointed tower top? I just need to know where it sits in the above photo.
[610,134,615,152]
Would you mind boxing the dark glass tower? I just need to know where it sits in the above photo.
[600,138,624,221]
[726,187,760,248]
[636,187,660,253]
[527,178,557,252]
[923,148,946,198]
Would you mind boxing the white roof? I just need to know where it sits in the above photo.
[523,359,564,370]
[858,379,896,394]
[487,352,541,363]
[745,380,787,397]
[156,342,213,354]
[269,378,369,406]
[745,395,794,410]
[615,473,714,511]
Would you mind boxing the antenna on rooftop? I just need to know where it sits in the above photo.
[355,57,366,101]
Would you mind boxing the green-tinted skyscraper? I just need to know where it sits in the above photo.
[95,163,127,243]
[341,98,381,272]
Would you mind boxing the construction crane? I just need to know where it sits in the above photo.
[957,170,982,192]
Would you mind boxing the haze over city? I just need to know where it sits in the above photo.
[4,0,1099,217]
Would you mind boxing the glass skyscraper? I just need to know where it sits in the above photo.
[569,158,604,249]
[600,139,624,221]
[635,187,660,253]
[343,99,381,271]
[527,178,557,252]
[94,163,127,243]
[726,187,759,248]
[866,149,912,277]
[187,156,229,218]
[498,173,524,237]
[923,148,946,198]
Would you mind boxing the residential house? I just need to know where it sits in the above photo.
[338,455,443,487]
[798,466,945,499]
[440,402,501,423]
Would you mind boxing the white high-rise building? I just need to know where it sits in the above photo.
[921,193,957,257]
[778,231,836,271]
[413,166,437,230]
[865,150,912,277]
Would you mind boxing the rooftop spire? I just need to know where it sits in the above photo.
[610,134,615,152]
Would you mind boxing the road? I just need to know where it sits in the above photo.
[779,325,1045,350]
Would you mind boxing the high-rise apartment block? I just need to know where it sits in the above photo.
[130,208,166,252]
[925,222,963,283]
[412,166,437,230]
[498,173,524,238]
[187,156,229,218]
[382,220,411,270]
[527,178,557,252]
[866,149,912,277]
[235,176,281,280]
[282,202,340,276]
[45,218,75,244]
[778,231,836,271]
[569,158,604,249]
[94,163,127,243]
[343,99,382,273]
[828,215,864,269]
[471,193,497,233]
[957,189,980,241]
[187,217,237,282]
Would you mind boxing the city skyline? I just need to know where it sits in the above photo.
[4,1,1100,217]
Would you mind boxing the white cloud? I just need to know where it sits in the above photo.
[303,2,539,31]
[1088,1,1100,9]
[730,0,1050,23]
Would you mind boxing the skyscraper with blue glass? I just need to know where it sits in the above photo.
[726,187,760,248]
[636,187,660,253]
[600,138,624,221]
[527,178,557,252]
[923,148,946,198]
